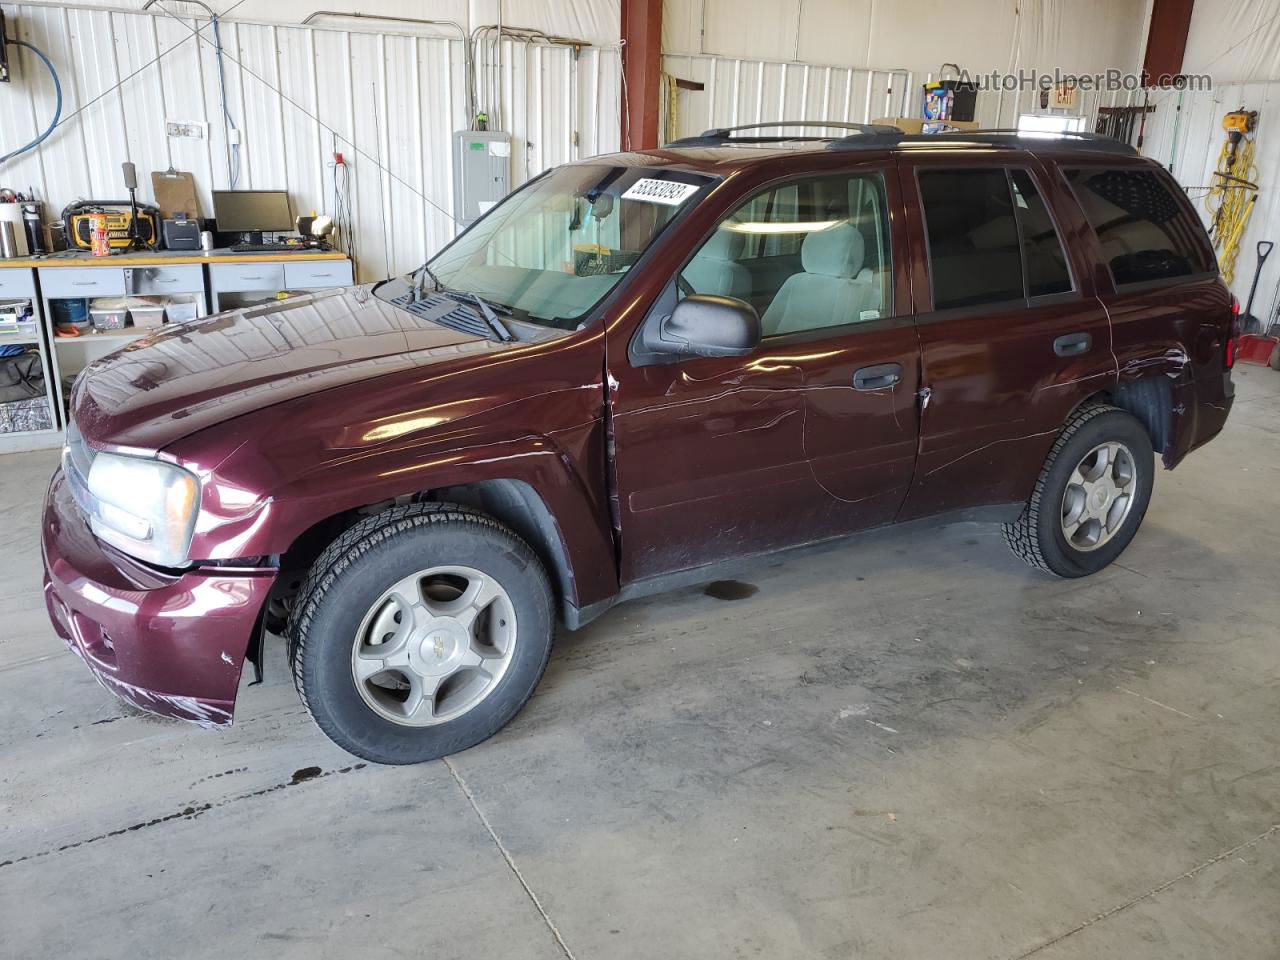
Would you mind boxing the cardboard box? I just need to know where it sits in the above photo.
[875,117,981,134]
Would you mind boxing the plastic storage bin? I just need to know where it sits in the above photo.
[131,298,167,329]
[89,298,130,331]
[164,296,199,324]
[0,299,31,323]
[0,300,38,344]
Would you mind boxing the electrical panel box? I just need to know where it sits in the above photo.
[453,131,511,226]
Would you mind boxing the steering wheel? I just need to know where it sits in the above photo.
[676,275,696,299]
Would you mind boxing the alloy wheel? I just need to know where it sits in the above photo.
[350,566,517,726]
[1060,441,1137,552]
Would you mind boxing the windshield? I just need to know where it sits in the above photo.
[424,165,713,330]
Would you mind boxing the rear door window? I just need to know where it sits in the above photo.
[918,169,1024,309]
[1063,167,1214,286]
[918,167,1077,309]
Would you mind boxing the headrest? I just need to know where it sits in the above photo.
[700,226,746,260]
[801,223,865,278]
[968,216,1019,250]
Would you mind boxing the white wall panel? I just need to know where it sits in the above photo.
[103,0,621,45]
[665,0,1147,80]
[1142,81,1280,303]
[663,51,1136,149]
[1158,1,1280,302]
[1182,0,1280,83]
[664,54,945,139]
[0,1,621,283]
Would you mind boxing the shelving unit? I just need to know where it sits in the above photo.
[53,329,154,343]
[0,248,353,450]
[38,262,209,424]
[0,270,60,455]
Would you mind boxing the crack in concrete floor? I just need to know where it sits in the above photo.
[445,756,579,960]
[1012,824,1280,959]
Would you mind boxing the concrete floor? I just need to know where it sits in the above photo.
[2,368,1278,960]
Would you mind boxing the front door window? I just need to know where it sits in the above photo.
[680,173,894,336]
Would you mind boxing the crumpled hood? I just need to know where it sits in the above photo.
[71,283,512,450]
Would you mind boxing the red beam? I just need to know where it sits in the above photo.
[1143,0,1195,85]
[621,0,662,150]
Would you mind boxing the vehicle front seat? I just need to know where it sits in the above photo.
[683,227,751,299]
[762,224,872,335]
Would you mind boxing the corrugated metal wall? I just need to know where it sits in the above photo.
[0,2,622,281]
[661,55,915,136]
[1143,81,1280,302]
[661,53,1142,139]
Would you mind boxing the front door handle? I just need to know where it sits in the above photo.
[852,362,902,390]
[1054,332,1092,357]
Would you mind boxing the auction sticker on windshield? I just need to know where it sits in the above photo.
[622,179,700,206]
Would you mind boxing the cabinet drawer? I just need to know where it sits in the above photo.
[0,269,37,299]
[126,264,204,295]
[284,260,353,289]
[39,267,126,299]
[210,262,285,293]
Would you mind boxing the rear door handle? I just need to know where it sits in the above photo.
[1054,332,1092,357]
[852,362,902,390]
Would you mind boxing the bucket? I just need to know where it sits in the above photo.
[51,298,90,330]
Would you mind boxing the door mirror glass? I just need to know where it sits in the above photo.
[655,294,761,358]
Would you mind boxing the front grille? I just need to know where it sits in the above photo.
[389,292,491,338]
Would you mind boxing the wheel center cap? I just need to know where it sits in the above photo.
[427,630,455,660]
[412,620,467,676]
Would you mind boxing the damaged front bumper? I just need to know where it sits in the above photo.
[41,470,276,728]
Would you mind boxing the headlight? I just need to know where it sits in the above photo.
[85,453,201,567]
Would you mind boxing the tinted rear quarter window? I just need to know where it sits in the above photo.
[1010,169,1072,297]
[1064,167,1214,286]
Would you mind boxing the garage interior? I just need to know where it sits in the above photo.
[3,0,1280,956]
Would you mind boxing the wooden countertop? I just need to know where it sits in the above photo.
[0,249,349,269]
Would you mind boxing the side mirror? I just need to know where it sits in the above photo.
[656,294,761,358]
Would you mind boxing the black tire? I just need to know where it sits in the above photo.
[289,502,554,764]
[1003,404,1155,577]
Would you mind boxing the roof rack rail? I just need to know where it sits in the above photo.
[825,127,1137,156]
[666,120,901,148]
[662,121,1138,156]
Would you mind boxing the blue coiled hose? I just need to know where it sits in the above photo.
[1,39,63,167]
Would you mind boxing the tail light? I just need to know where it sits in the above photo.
[1226,295,1238,369]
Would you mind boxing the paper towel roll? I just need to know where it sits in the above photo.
[0,205,29,257]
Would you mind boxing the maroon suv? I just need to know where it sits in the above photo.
[42,126,1235,763]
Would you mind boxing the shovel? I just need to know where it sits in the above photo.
[1240,240,1274,334]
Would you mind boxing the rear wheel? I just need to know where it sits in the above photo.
[1004,404,1154,577]
[289,503,554,764]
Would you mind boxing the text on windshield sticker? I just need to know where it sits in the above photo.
[622,179,700,206]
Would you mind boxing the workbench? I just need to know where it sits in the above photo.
[0,248,354,452]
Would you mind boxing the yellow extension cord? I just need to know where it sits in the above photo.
[1205,136,1258,284]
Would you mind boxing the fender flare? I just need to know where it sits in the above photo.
[195,431,619,612]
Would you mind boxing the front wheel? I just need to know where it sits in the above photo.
[289,503,554,764]
[1004,404,1155,577]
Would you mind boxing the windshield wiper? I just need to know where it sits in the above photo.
[451,291,513,342]
[412,262,444,302]
[409,264,514,341]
